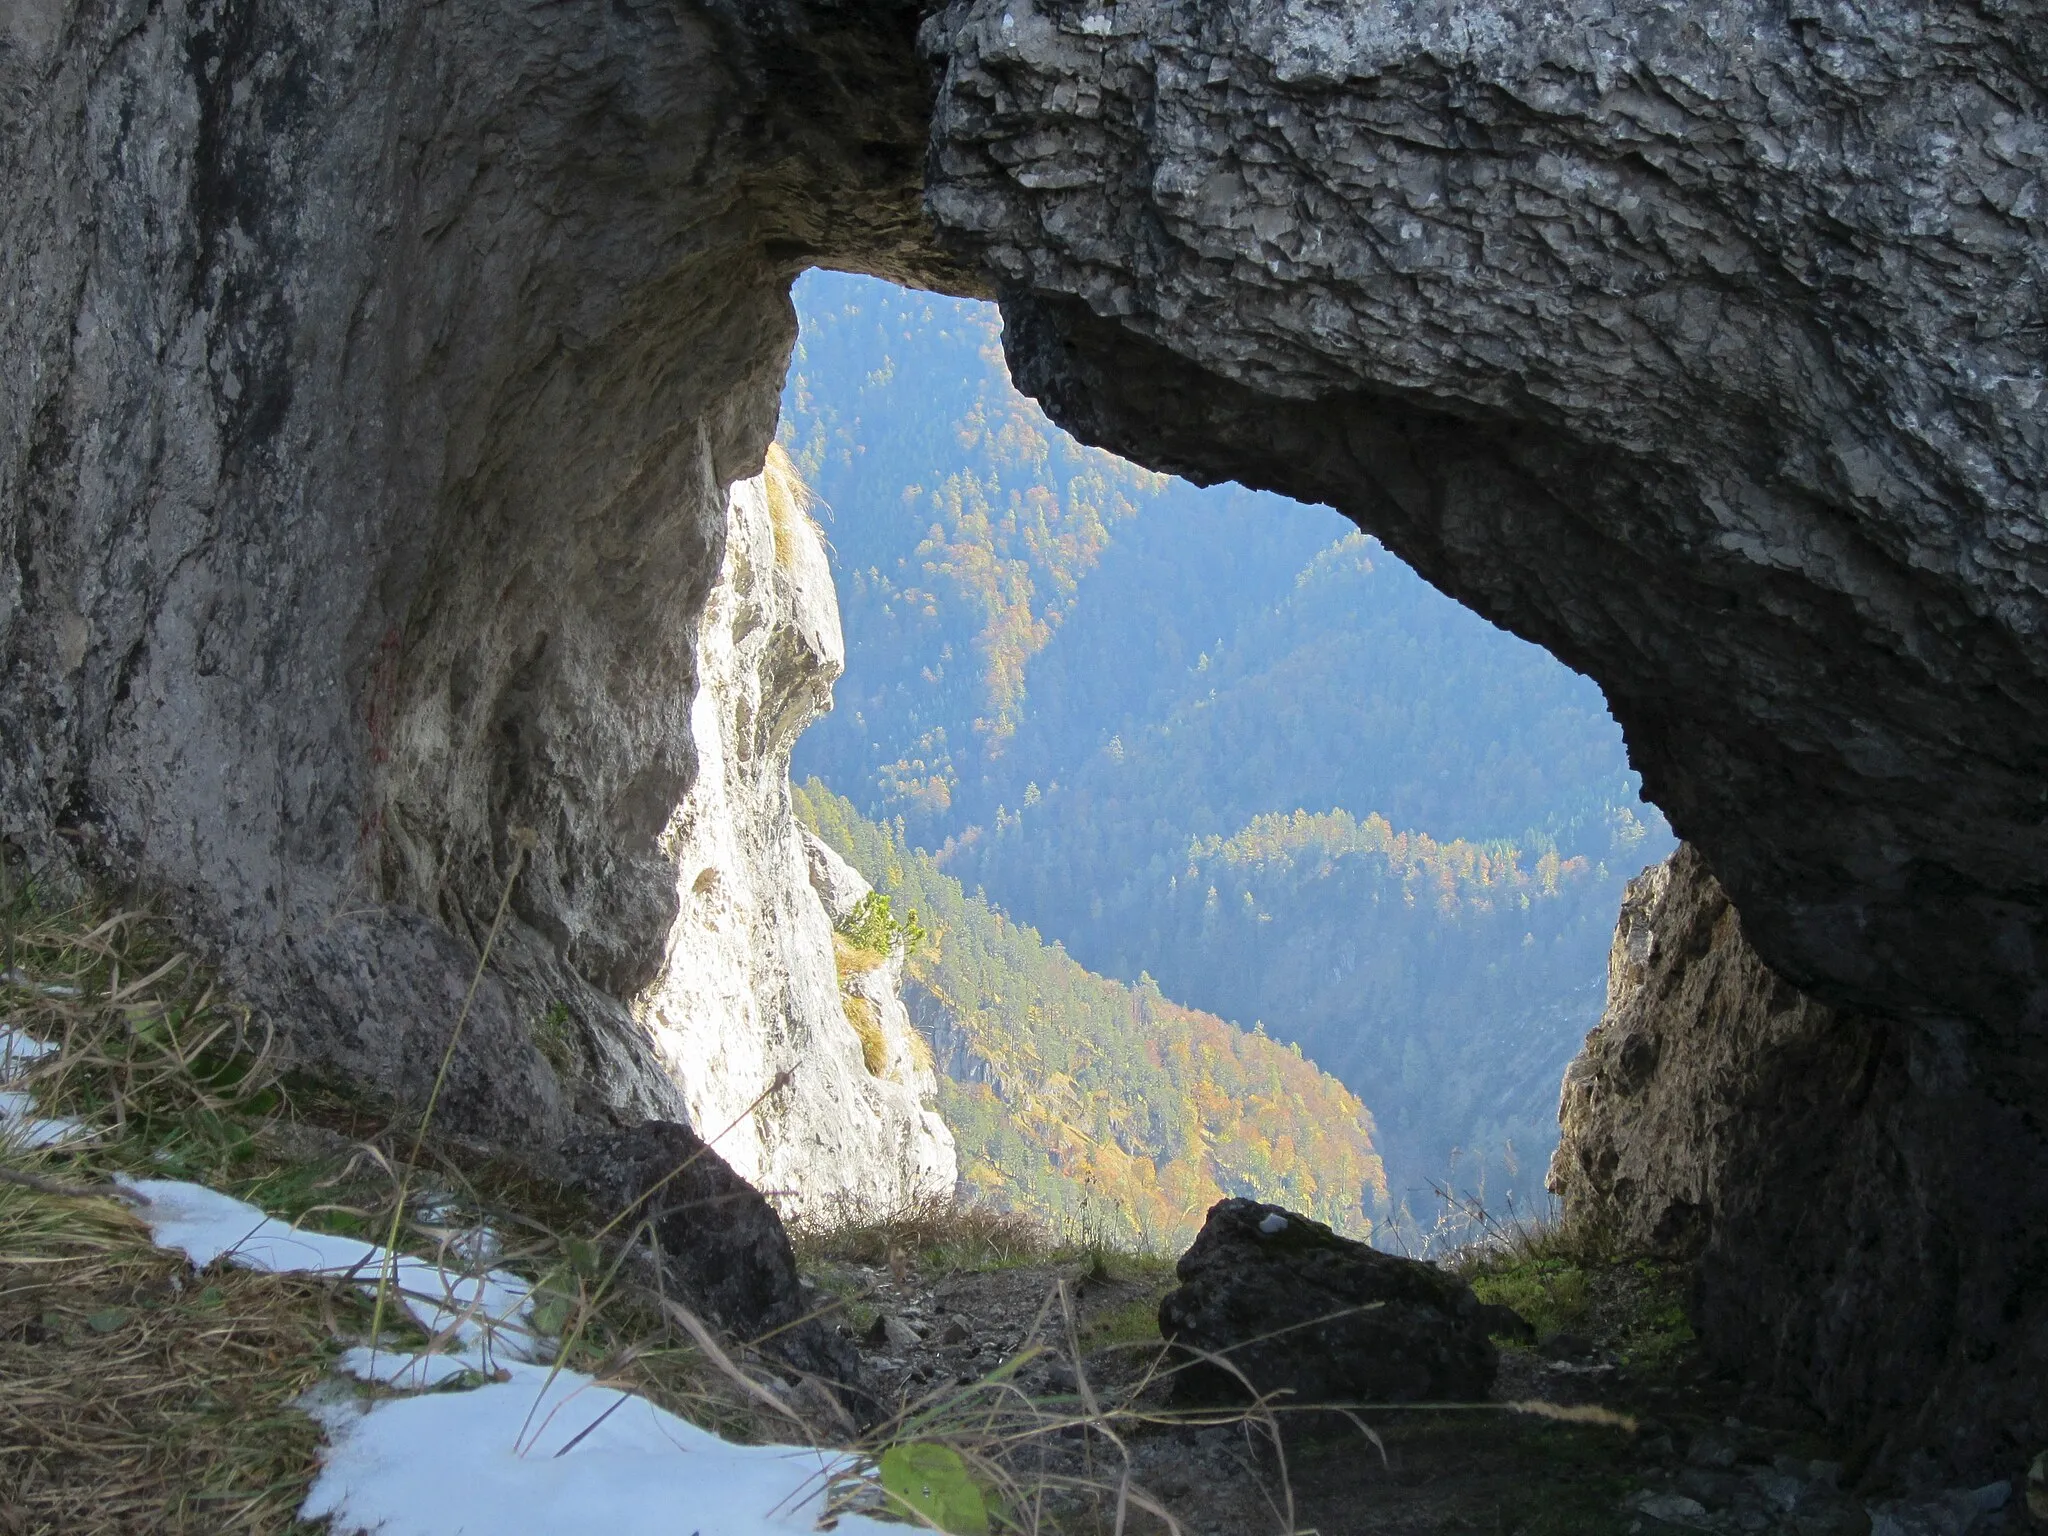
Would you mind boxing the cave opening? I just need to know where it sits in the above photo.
[771,268,1676,1251]
[6,0,2042,1489]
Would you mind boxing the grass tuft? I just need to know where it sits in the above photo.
[762,441,817,570]
[0,1131,340,1533]
[794,1194,1062,1274]
[1444,1205,1695,1366]
[843,993,890,1078]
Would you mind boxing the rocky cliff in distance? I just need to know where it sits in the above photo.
[633,458,955,1218]
[0,0,970,1145]
[1551,846,2047,1478]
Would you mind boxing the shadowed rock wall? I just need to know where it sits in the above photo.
[1551,846,2047,1477]
[1,0,969,1141]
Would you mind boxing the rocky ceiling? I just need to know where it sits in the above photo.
[909,0,2046,1473]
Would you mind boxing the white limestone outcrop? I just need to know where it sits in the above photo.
[632,463,955,1219]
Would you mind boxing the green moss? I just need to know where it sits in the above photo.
[1470,1256,1592,1339]
[1080,1295,1164,1351]
[1465,1239,1696,1370]
[533,1001,580,1077]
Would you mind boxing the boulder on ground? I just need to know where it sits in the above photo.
[1158,1198,1501,1407]
[563,1120,861,1393]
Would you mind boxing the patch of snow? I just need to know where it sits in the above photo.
[122,1177,902,1531]
[0,1027,58,1080]
[0,1028,85,1145]
[120,1177,538,1366]
[0,1087,87,1148]
[8,1113,898,1533]
[336,1345,495,1391]
[303,1359,899,1536]
[1258,1212,1289,1235]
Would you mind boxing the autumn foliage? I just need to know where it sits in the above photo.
[796,781,1387,1250]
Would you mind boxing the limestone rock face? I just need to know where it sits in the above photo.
[0,0,969,1142]
[803,831,875,929]
[634,473,955,1217]
[1551,847,2048,1476]
[919,0,2048,1043]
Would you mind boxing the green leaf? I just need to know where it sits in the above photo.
[879,1443,989,1535]
[87,1308,128,1334]
[528,1279,575,1337]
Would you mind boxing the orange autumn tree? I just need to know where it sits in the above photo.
[796,781,1388,1249]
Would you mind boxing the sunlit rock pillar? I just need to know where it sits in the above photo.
[633,461,957,1216]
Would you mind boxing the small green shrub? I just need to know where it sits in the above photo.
[1469,1256,1591,1339]
[836,891,926,960]
[533,1001,579,1077]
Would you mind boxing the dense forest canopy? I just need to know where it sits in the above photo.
[798,783,1388,1247]
[783,271,1672,1226]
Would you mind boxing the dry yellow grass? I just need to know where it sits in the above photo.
[833,930,889,979]
[0,893,1359,1536]
[762,441,817,570]
[0,1143,338,1534]
[791,1192,1058,1273]
[0,893,806,1524]
[842,993,890,1077]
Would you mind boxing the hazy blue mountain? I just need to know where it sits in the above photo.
[782,270,1673,1230]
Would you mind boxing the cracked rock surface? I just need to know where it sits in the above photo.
[921,0,2048,1037]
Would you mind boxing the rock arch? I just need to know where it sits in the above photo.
[3,0,2042,1476]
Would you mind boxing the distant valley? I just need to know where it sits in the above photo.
[782,271,1673,1235]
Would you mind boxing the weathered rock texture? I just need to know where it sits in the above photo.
[920,0,2048,1039]
[631,475,953,1216]
[1159,1197,1499,1407]
[5,0,2046,1478]
[1552,847,2047,1477]
[915,0,2046,1472]
[0,0,970,1150]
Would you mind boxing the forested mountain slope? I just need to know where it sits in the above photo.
[784,271,1672,1222]
[796,783,1388,1247]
